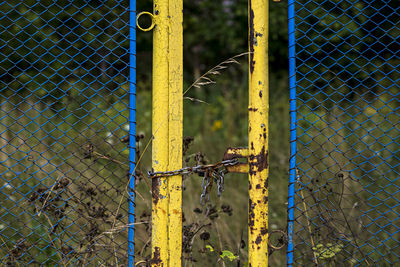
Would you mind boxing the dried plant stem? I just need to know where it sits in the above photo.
[135,189,149,208]
[135,260,147,266]
[214,221,226,267]
[111,136,152,232]
[38,175,62,217]
[41,213,67,267]
[183,96,209,105]
[93,151,127,167]
[0,234,10,252]
[140,237,151,256]
[299,188,319,266]
[94,150,152,194]
[109,232,119,267]
[184,52,251,96]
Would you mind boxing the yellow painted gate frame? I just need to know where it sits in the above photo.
[137,0,269,266]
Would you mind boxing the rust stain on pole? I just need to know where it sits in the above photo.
[248,0,269,265]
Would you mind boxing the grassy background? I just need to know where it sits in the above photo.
[1,0,399,266]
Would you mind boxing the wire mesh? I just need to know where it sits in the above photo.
[289,0,400,265]
[0,0,135,265]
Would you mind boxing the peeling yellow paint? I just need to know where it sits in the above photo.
[151,0,170,265]
[167,0,183,265]
[248,0,269,266]
[151,0,183,266]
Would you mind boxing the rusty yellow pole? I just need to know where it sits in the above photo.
[168,0,183,266]
[151,0,183,265]
[248,0,269,266]
[151,0,169,265]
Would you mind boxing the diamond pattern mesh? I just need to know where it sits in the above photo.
[0,0,133,265]
[290,0,400,265]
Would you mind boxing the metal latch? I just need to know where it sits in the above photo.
[223,147,249,173]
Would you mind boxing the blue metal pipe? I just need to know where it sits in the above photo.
[128,0,137,265]
[287,0,297,265]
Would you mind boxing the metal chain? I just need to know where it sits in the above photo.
[147,159,238,179]
[148,159,238,203]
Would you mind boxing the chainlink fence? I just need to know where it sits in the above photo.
[0,0,135,265]
[288,0,400,266]
[2,0,400,266]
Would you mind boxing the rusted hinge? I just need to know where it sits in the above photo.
[223,147,249,173]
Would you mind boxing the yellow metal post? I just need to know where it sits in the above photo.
[248,0,269,266]
[151,0,170,265]
[168,0,183,265]
[151,0,183,265]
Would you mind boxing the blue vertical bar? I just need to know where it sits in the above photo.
[128,0,136,266]
[287,0,296,266]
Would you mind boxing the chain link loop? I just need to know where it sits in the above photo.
[148,159,239,203]
[147,159,239,179]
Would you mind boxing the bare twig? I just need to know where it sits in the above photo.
[38,175,63,217]
[93,151,128,167]
[297,170,319,266]
[140,237,151,257]
[41,212,67,267]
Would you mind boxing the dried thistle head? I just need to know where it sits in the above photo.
[83,143,94,159]
[183,136,194,156]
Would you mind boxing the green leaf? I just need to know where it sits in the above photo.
[219,250,238,261]
[205,245,214,252]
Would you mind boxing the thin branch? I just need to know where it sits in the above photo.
[38,175,62,217]
[41,213,67,267]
